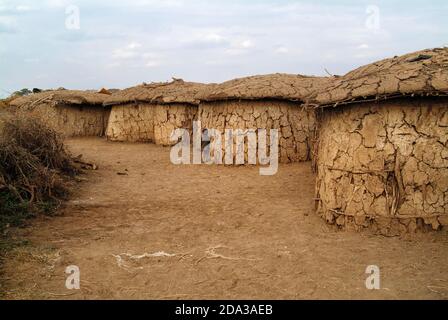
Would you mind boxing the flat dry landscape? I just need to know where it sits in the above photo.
[1,138,448,299]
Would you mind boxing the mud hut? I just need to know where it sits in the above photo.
[198,73,332,163]
[311,48,448,234]
[104,79,210,146]
[9,90,111,137]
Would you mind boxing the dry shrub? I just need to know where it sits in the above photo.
[0,113,77,230]
[0,97,15,110]
[1,114,75,173]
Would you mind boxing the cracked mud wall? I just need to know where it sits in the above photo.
[106,103,197,145]
[315,97,448,234]
[106,104,155,142]
[198,100,315,163]
[153,103,197,146]
[23,102,108,137]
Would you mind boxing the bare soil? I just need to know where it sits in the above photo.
[1,138,448,300]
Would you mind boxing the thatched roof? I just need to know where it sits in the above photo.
[9,90,110,108]
[310,47,448,107]
[198,73,333,102]
[103,79,212,106]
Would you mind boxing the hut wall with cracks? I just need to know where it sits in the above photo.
[106,102,197,145]
[106,103,155,143]
[312,48,448,234]
[315,98,448,234]
[9,91,111,137]
[198,99,315,163]
[104,80,207,146]
[197,74,332,163]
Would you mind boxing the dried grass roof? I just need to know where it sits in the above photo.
[198,73,333,102]
[9,90,110,108]
[103,79,212,106]
[310,47,448,107]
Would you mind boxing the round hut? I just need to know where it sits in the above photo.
[311,48,448,234]
[198,73,331,163]
[104,79,209,146]
[9,90,111,137]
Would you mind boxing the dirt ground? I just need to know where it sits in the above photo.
[1,138,448,300]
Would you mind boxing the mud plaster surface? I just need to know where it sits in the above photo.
[22,103,108,137]
[106,104,155,142]
[312,48,448,106]
[316,98,448,235]
[200,73,332,102]
[106,103,197,146]
[198,100,315,163]
[103,80,210,106]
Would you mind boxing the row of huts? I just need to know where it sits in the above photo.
[9,47,448,234]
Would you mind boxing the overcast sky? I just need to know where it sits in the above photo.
[0,0,447,97]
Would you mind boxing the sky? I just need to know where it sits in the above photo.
[0,0,447,98]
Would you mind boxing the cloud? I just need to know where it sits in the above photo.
[54,31,91,42]
[24,57,40,63]
[0,2,35,14]
[110,42,164,69]
[44,0,72,8]
[112,47,139,60]
[145,60,161,68]
[236,40,254,49]
[111,42,144,59]
[202,33,226,44]
[224,49,245,56]
[105,61,122,69]
[174,28,230,49]
[54,30,128,43]
[0,0,447,93]
[275,46,289,54]
[127,0,183,8]
[223,39,254,56]
[15,5,33,12]
[127,42,142,50]
[0,16,17,33]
